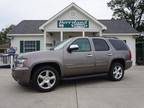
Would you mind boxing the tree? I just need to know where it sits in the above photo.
[0,25,14,44]
[107,0,144,32]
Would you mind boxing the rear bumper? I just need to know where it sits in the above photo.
[12,67,31,83]
[125,60,132,70]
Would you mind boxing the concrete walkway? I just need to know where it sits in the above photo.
[0,66,144,108]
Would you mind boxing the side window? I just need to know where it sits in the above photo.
[92,39,109,51]
[72,38,91,52]
[109,39,128,50]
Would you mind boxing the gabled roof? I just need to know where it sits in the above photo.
[8,19,138,35]
[39,3,107,30]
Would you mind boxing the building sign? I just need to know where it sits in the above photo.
[57,20,89,28]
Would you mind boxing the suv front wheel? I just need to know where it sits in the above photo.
[109,62,124,81]
[32,66,59,92]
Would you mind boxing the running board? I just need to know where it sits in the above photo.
[62,73,108,80]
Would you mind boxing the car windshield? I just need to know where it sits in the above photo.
[53,38,72,50]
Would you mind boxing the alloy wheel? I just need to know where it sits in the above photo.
[112,65,123,80]
[37,70,56,89]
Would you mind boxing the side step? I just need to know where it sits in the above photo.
[0,64,10,68]
[62,73,108,80]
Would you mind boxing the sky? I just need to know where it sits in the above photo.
[0,0,113,31]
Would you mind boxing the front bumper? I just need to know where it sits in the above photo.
[125,60,132,70]
[12,67,31,83]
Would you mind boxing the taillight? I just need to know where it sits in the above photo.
[128,49,132,60]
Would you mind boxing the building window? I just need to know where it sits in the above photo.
[20,40,40,53]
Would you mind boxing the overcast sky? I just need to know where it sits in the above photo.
[0,0,112,31]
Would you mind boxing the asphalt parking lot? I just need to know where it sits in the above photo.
[0,66,144,108]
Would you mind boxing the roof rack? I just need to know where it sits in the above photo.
[102,36,118,39]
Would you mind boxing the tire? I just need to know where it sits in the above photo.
[32,66,60,92]
[108,62,124,81]
[18,82,30,87]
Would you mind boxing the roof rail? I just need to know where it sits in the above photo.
[102,36,118,39]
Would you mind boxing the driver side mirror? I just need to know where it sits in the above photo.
[67,44,79,53]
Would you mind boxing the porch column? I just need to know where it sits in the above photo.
[60,31,63,41]
[44,30,47,50]
[99,31,102,36]
[82,31,85,37]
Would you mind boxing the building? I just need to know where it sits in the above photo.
[7,3,139,65]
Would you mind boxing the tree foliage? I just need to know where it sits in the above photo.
[107,0,144,32]
[0,25,14,44]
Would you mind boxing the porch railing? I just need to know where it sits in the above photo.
[0,54,16,69]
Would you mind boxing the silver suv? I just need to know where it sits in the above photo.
[12,37,132,92]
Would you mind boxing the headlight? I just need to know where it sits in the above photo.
[16,58,28,68]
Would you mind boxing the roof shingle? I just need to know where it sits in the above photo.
[9,19,138,34]
[99,19,138,33]
[9,20,47,34]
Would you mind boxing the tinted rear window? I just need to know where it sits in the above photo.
[93,39,109,51]
[109,39,128,50]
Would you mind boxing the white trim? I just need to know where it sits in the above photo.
[102,33,140,36]
[7,34,44,36]
[39,3,107,30]
[7,33,139,37]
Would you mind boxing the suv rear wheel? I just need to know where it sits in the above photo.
[32,66,59,92]
[109,62,124,81]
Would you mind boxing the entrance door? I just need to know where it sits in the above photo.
[63,38,95,76]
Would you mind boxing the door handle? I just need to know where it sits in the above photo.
[87,54,93,57]
[107,53,112,56]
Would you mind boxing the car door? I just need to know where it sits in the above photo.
[92,38,112,72]
[63,38,95,76]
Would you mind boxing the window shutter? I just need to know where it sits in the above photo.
[36,41,40,51]
[20,41,24,53]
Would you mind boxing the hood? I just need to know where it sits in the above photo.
[17,49,63,67]
[18,50,62,59]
